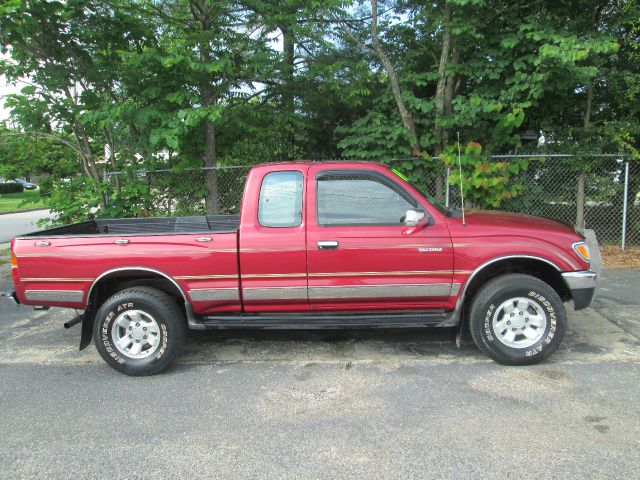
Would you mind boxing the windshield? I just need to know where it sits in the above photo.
[412,184,450,216]
[390,168,451,216]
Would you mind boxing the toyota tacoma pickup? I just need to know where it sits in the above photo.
[5,161,596,375]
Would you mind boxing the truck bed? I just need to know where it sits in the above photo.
[20,215,240,237]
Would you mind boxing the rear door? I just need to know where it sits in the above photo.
[305,166,454,311]
[238,166,309,312]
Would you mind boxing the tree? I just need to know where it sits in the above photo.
[1,0,637,224]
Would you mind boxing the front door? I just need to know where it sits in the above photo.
[305,166,454,311]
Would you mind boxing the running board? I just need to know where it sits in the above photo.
[198,310,455,329]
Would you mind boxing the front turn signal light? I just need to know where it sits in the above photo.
[11,251,18,269]
[573,242,591,262]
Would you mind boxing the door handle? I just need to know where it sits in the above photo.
[196,236,212,242]
[317,240,339,250]
[34,241,50,247]
[114,239,130,245]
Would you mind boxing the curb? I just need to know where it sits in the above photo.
[0,207,49,216]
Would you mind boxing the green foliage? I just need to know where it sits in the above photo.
[0,128,77,180]
[0,0,20,15]
[440,142,528,209]
[44,177,108,225]
[0,0,638,221]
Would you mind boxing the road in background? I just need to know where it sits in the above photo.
[1,255,639,479]
[0,209,51,245]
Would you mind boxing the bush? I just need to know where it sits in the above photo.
[0,182,24,194]
[37,177,54,197]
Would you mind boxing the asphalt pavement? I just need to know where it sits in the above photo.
[1,258,639,479]
[0,209,51,246]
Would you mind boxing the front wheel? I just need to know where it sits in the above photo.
[93,287,185,375]
[469,274,566,365]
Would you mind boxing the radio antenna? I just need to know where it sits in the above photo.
[457,131,466,226]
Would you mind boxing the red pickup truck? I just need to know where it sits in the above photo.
[6,161,596,375]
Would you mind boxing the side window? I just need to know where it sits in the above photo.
[317,174,417,226]
[258,171,303,227]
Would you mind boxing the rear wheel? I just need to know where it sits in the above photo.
[93,287,185,375]
[469,274,566,365]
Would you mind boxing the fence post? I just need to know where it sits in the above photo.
[621,161,630,251]
[576,172,585,232]
[102,167,109,206]
[445,167,450,207]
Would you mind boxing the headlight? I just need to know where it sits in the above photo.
[572,241,591,262]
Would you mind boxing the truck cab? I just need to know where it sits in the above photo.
[239,162,455,313]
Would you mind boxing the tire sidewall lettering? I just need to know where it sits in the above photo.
[99,300,169,364]
[156,324,168,360]
[483,303,495,342]
[483,289,557,357]
[526,290,557,354]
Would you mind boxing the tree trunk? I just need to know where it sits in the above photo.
[282,24,295,160]
[443,46,459,125]
[576,81,594,231]
[74,125,108,210]
[433,1,451,201]
[434,1,451,153]
[369,0,421,155]
[202,82,220,215]
[193,2,220,215]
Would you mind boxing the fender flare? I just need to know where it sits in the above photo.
[80,266,200,351]
[454,255,561,347]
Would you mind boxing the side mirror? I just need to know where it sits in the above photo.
[404,209,427,227]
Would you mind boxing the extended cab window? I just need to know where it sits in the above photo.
[258,171,303,227]
[317,173,417,226]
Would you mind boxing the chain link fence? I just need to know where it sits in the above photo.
[106,154,639,247]
[476,155,638,247]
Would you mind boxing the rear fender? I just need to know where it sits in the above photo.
[78,266,204,350]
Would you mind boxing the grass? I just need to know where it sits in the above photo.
[0,189,48,213]
[600,245,640,269]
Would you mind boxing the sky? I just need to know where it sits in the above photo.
[0,76,22,122]
[1,49,23,123]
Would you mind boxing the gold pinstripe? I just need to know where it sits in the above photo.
[19,269,474,283]
[174,274,237,280]
[20,277,94,282]
[15,250,236,258]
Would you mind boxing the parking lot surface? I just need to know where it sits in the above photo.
[1,259,639,479]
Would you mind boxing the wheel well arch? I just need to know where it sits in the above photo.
[87,267,189,318]
[78,267,195,351]
[457,256,571,339]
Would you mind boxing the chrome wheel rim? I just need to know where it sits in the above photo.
[491,297,547,349]
[111,310,161,359]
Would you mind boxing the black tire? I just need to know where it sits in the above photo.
[469,274,566,365]
[93,287,185,376]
